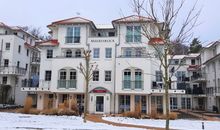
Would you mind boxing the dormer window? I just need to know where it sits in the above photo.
[66,27,80,43]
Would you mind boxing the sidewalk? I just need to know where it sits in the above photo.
[179,110,220,121]
[86,114,171,130]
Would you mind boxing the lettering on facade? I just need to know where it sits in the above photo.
[90,39,115,43]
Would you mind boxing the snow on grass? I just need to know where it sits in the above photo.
[103,116,220,130]
[0,112,143,130]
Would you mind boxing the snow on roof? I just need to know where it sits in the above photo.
[0,22,11,29]
[10,26,38,39]
[184,53,200,58]
[95,24,114,29]
[37,39,59,46]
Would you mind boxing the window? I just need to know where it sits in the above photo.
[93,71,99,81]
[156,71,163,82]
[108,32,115,37]
[176,71,186,81]
[4,59,9,67]
[75,49,81,57]
[105,71,111,81]
[18,45,21,53]
[17,61,20,68]
[59,70,66,80]
[66,27,81,43]
[119,95,130,113]
[124,48,132,57]
[2,77,7,84]
[5,43,10,50]
[135,48,142,57]
[70,70,77,80]
[105,48,112,58]
[123,69,131,89]
[65,50,72,58]
[135,69,142,89]
[191,59,195,65]
[25,64,28,70]
[45,71,52,81]
[181,97,191,109]
[170,97,178,109]
[169,59,179,65]
[27,49,29,56]
[47,49,53,58]
[93,48,100,58]
[126,26,141,42]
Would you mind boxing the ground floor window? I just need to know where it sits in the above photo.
[151,96,163,114]
[181,97,191,109]
[134,95,147,113]
[170,97,178,110]
[119,95,130,113]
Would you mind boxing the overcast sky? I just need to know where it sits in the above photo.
[0,0,219,45]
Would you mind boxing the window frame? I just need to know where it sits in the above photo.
[46,49,53,59]
[45,70,52,81]
[105,48,112,58]
[93,48,100,58]
[93,70,99,81]
[5,43,10,50]
[105,71,112,81]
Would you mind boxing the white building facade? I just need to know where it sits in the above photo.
[21,16,185,114]
[201,41,220,112]
[0,22,39,105]
[168,54,207,111]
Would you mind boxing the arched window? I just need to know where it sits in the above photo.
[58,68,77,89]
[75,49,81,57]
[122,68,143,89]
[66,50,72,58]
[135,69,143,89]
[123,69,131,89]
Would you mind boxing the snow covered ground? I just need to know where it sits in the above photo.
[0,112,143,130]
[103,116,220,130]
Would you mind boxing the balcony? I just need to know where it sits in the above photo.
[57,80,77,89]
[0,66,26,75]
[65,36,80,43]
[122,80,143,90]
[21,80,50,91]
[151,81,185,94]
[31,57,40,64]
[22,79,39,87]
[118,54,150,58]
[191,72,206,82]
[88,37,117,43]
[187,65,199,71]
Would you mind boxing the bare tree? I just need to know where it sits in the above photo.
[132,0,201,129]
[21,26,51,41]
[78,50,97,123]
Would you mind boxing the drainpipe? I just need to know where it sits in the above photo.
[214,61,218,110]
[113,24,121,114]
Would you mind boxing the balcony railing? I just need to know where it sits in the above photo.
[122,80,143,90]
[191,72,206,82]
[55,55,83,58]
[65,36,80,43]
[118,54,150,58]
[0,66,26,75]
[31,57,40,63]
[57,80,77,89]
[22,79,39,87]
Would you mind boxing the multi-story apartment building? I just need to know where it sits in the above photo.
[201,41,220,112]
[0,22,39,105]
[168,54,207,111]
[21,15,185,114]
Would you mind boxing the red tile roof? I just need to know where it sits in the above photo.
[37,39,59,46]
[148,37,164,45]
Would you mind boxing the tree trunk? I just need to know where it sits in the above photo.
[83,55,90,123]
[164,48,169,130]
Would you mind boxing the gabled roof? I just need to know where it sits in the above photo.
[112,15,154,23]
[0,22,12,29]
[47,17,94,27]
[11,26,38,39]
[37,39,59,46]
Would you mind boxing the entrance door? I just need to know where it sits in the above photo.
[96,96,104,112]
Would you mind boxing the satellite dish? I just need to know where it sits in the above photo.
[76,12,81,16]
